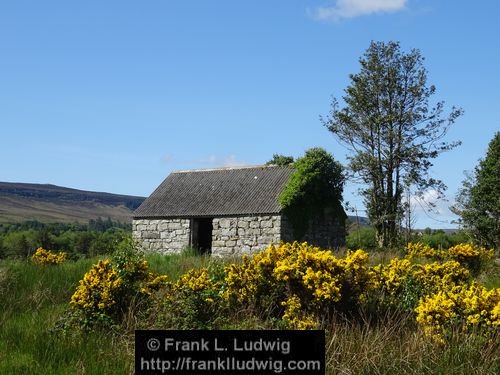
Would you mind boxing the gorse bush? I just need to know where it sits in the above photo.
[70,259,123,327]
[67,241,498,345]
[67,242,168,330]
[405,241,494,276]
[416,282,500,344]
[155,264,227,329]
[31,247,67,265]
[224,243,376,328]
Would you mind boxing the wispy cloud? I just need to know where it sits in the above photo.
[160,153,176,164]
[312,0,407,21]
[409,189,458,227]
[191,154,248,167]
[160,154,247,168]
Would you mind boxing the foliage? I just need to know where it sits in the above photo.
[0,258,131,374]
[31,247,67,265]
[452,132,500,249]
[416,282,500,343]
[418,229,470,250]
[346,227,378,250]
[155,263,227,329]
[70,259,124,327]
[1,241,499,374]
[405,242,494,276]
[63,239,496,341]
[67,241,168,330]
[322,41,463,248]
[265,154,294,166]
[0,220,130,259]
[279,148,344,239]
[1,231,34,258]
[224,242,376,329]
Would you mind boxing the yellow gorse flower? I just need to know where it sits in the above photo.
[415,282,500,341]
[224,242,376,328]
[31,247,67,265]
[175,268,214,292]
[70,259,122,312]
[405,242,437,260]
[447,243,494,261]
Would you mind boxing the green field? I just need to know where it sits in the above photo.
[0,252,498,375]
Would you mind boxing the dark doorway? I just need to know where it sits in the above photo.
[191,218,213,254]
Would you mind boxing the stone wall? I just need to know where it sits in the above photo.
[280,210,345,250]
[211,215,282,256]
[132,218,190,254]
[133,211,345,256]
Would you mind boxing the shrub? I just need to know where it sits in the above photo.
[31,247,67,265]
[447,243,494,275]
[224,242,376,329]
[65,240,498,345]
[372,255,471,311]
[156,264,226,329]
[67,242,168,330]
[70,259,123,327]
[416,282,500,343]
[405,242,438,260]
[405,242,494,276]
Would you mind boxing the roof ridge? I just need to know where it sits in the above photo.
[171,165,292,173]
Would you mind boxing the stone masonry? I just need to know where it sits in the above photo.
[133,212,345,257]
[211,215,282,256]
[132,218,191,254]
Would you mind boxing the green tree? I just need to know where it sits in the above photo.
[3,231,33,258]
[266,154,294,166]
[452,132,500,249]
[322,41,463,248]
[279,147,344,238]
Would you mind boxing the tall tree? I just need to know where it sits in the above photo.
[322,41,463,248]
[266,154,294,166]
[452,132,500,249]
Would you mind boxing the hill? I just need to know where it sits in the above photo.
[347,215,370,227]
[0,182,145,224]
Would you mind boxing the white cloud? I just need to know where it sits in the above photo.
[409,189,459,228]
[220,155,248,167]
[193,154,247,167]
[312,0,407,21]
[160,153,176,164]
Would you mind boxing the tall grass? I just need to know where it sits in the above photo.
[325,310,499,374]
[1,253,498,374]
[145,249,217,280]
[0,259,132,374]
[0,253,226,374]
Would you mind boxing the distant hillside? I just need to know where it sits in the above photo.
[347,215,370,227]
[0,182,145,224]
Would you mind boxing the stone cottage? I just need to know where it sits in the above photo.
[133,165,345,256]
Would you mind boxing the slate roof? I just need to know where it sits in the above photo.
[133,165,295,218]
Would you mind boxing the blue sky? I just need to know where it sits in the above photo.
[1,1,498,228]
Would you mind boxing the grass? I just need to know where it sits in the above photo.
[0,252,212,375]
[0,258,132,374]
[0,252,498,375]
[325,311,499,374]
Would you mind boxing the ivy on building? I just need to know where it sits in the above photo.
[278,148,344,239]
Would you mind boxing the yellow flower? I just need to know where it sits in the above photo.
[32,247,67,265]
[70,259,122,312]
